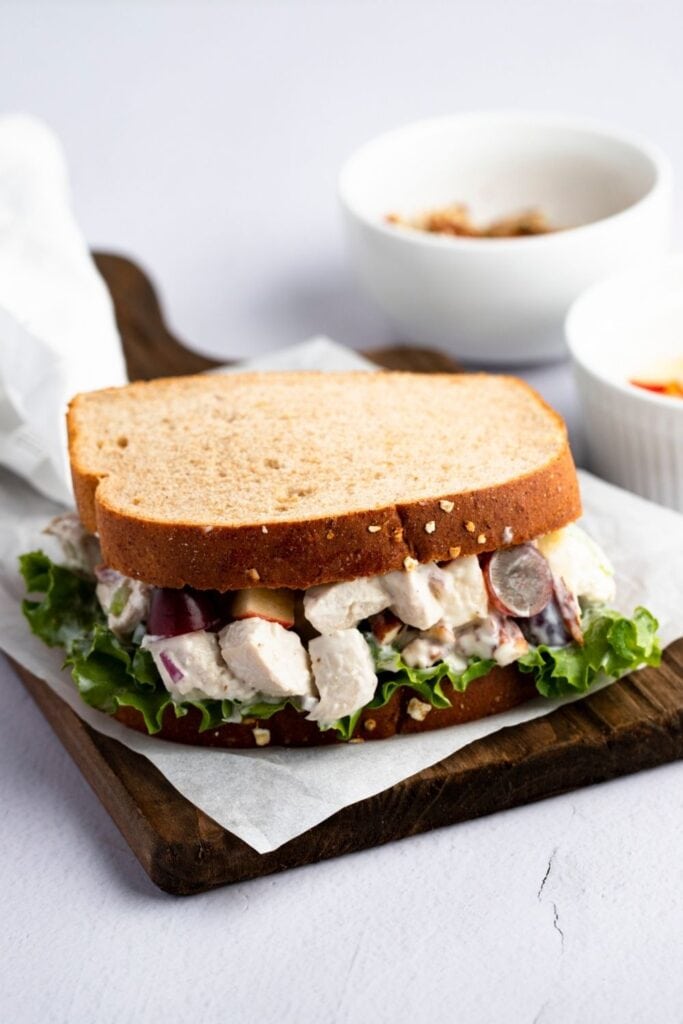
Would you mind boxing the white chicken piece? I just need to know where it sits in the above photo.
[382,562,443,630]
[303,576,389,634]
[218,618,315,699]
[401,624,464,670]
[44,513,101,577]
[95,566,150,638]
[455,613,528,667]
[536,523,616,605]
[434,555,489,628]
[142,630,244,702]
[307,629,378,724]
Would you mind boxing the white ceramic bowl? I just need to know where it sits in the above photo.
[339,112,672,364]
[566,255,683,511]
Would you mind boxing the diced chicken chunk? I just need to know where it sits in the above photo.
[434,555,489,628]
[307,629,378,724]
[45,513,101,577]
[303,576,389,634]
[218,618,314,699]
[143,630,245,701]
[536,524,615,605]
[382,563,443,630]
[95,566,150,638]
[455,612,528,667]
[402,624,456,669]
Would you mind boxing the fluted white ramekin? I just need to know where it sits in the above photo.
[566,255,683,511]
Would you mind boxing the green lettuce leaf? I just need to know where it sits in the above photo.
[20,551,103,647]
[323,639,496,739]
[19,549,663,741]
[517,606,661,698]
[18,550,304,735]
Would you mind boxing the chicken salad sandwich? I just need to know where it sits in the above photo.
[20,371,661,746]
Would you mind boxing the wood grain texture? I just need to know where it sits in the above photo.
[9,251,683,895]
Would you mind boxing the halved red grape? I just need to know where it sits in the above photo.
[484,544,553,618]
[147,587,222,637]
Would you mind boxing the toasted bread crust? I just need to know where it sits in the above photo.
[89,447,579,590]
[113,664,537,747]
[67,372,581,590]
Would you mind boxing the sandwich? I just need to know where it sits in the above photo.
[19,371,661,746]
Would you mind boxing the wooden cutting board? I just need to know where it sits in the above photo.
[9,252,683,895]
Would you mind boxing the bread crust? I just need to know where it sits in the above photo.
[113,664,537,747]
[67,371,581,591]
[70,447,580,593]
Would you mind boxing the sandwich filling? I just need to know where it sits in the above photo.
[20,515,660,741]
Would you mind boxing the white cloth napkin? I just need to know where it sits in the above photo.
[0,114,126,505]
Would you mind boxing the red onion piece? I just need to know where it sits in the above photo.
[159,651,184,683]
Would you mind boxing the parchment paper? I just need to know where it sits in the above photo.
[1,458,682,853]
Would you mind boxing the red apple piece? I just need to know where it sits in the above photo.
[231,588,296,629]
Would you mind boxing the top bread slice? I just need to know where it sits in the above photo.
[67,371,581,591]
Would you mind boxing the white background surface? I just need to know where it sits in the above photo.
[1,2,683,1022]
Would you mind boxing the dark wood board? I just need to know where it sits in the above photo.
[8,251,683,896]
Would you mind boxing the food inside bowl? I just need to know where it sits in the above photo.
[630,356,683,397]
[386,203,558,238]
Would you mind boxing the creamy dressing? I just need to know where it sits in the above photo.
[72,520,615,721]
[45,513,101,577]
[95,566,151,639]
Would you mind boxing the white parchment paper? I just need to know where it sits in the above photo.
[1,457,682,853]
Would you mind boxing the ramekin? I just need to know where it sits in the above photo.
[339,112,672,365]
[566,255,683,511]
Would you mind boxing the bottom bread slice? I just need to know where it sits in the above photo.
[113,665,537,747]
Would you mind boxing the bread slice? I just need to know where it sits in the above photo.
[113,662,537,747]
[67,371,581,591]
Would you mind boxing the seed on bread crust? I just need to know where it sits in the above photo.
[424,520,436,534]
[403,556,419,571]
[477,533,487,544]
[439,499,454,513]
[449,546,461,559]
[246,568,260,582]
[465,521,476,533]
[367,524,381,533]
[252,727,271,746]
